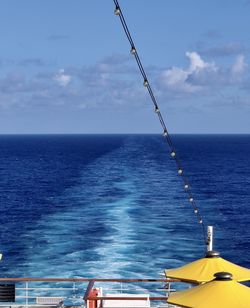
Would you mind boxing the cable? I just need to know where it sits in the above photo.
[113,0,207,244]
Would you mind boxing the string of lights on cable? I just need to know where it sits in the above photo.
[113,0,207,244]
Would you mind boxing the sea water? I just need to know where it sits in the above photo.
[0,134,249,278]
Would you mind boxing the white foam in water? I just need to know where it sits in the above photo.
[6,136,203,278]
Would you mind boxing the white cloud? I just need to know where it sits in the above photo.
[54,69,71,87]
[186,51,212,71]
[0,53,249,111]
[160,51,218,93]
[161,66,199,93]
[231,54,247,76]
[162,67,187,86]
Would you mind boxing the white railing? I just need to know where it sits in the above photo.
[0,278,177,308]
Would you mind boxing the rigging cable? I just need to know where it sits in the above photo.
[113,0,207,245]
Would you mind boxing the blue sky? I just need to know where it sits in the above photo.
[0,0,250,133]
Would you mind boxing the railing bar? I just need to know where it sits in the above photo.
[16,296,72,299]
[16,288,79,290]
[88,296,168,301]
[0,278,176,283]
[0,303,58,307]
[16,296,41,298]
[0,307,168,308]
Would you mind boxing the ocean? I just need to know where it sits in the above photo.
[0,134,249,279]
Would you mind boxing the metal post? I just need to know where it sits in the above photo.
[25,282,29,308]
[206,226,213,252]
[73,282,76,298]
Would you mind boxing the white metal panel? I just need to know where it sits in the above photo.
[102,294,150,308]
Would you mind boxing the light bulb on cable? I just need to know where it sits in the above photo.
[114,6,120,15]
[163,130,168,137]
[130,47,136,55]
[171,151,176,157]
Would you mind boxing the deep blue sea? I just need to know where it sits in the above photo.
[0,134,249,279]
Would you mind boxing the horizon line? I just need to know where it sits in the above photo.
[0,133,250,136]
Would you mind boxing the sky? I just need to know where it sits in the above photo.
[0,0,250,134]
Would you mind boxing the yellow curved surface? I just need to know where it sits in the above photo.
[165,257,250,282]
[167,279,250,308]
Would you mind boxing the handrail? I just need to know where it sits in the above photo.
[87,296,167,301]
[0,277,175,304]
[0,278,177,283]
